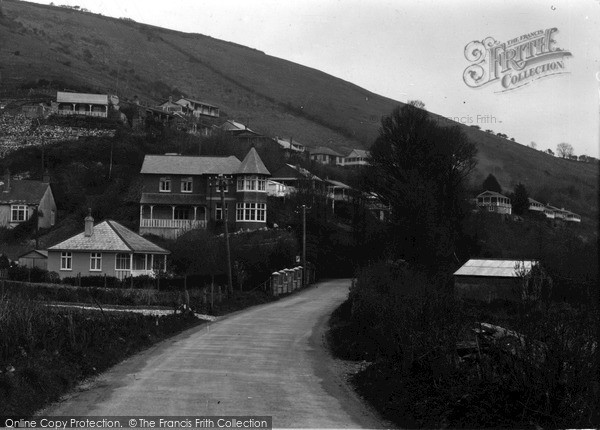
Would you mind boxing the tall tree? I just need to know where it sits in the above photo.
[482,173,502,193]
[368,101,477,269]
[512,182,529,216]
[556,142,574,159]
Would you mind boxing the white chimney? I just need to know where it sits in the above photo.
[84,209,94,237]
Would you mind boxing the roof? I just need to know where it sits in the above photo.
[325,179,352,189]
[176,97,218,109]
[276,137,305,150]
[271,164,323,182]
[221,120,254,132]
[346,149,369,158]
[310,146,344,157]
[18,250,48,259]
[454,259,537,278]
[0,180,50,205]
[57,91,108,105]
[477,190,510,199]
[140,155,241,175]
[48,220,169,254]
[528,198,544,205]
[236,148,270,176]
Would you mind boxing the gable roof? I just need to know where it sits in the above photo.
[0,180,50,205]
[140,155,241,175]
[48,220,169,254]
[17,249,48,259]
[176,97,218,109]
[454,259,537,278]
[346,149,369,158]
[477,190,510,199]
[236,148,270,176]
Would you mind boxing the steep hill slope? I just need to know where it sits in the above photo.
[0,0,597,224]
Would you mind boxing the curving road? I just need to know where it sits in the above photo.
[41,279,385,428]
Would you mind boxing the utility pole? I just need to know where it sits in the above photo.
[302,204,307,286]
[215,174,233,294]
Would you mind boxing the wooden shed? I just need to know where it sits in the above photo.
[454,259,537,302]
[18,250,48,270]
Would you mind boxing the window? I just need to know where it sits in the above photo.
[60,252,72,271]
[181,177,193,193]
[236,203,266,222]
[116,253,131,270]
[215,203,228,220]
[159,177,171,192]
[11,205,28,222]
[174,207,190,220]
[237,176,266,192]
[90,253,102,271]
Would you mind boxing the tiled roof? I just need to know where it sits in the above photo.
[454,259,537,278]
[236,148,270,176]
[140,193,207,205]
[48,220,169,254]
[0,180,50,204]
[140,155,241,175]
[57,91,108,105]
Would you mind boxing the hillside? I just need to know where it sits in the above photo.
[0,0,597,224]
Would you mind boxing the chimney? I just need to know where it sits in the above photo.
[3,169,10,193]
[84,208,94,237]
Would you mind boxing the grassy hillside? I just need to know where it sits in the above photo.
[0,0,597,225]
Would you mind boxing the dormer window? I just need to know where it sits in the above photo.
[159,177,171,192]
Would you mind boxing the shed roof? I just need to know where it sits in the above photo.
[48,220,169,254]
[140,155,241,175]
[0,180,50,205]
[236,147,270,176]
[454,259,537,278]
[57,91,108,105]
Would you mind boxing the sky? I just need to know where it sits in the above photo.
[27,0,600,157]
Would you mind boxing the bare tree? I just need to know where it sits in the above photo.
[556,142,574,159]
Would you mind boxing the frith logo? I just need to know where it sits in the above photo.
[463,28,572,92]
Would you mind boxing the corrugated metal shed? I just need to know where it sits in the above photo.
[454,259,537,278]
[56,92,108,105]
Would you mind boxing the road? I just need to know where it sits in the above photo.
[41,279,385,429]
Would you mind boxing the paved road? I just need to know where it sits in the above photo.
[42,279,384,428]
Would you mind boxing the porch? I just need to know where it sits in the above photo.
[114,253,167,280]
[139,204,207,239]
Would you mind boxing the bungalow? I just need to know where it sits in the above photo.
[174,97,220,118]
[55,91,109,118]
[563,210,581,223]
[454,259,538,302]
[310,147,344,166]
[0,173,57,229]
[266,180,294,198]
[476,191,512,215]
[47,213,169,280]
[343,149,370,167]
[270,164,324,192]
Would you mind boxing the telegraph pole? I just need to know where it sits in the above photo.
[218,174,233,294]
[302,204,307,286]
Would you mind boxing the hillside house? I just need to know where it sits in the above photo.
[175,97,220,118]
[0,174,57,229]
[139,148,270,239]
[266,180,294,198]
[219,120,278,147]
[275,137,306,153]
[454,259,538,302]
[55,91,109,118]
[310,147,344,166]
[47,214,169,280]
[270,164,324,193]
[563,210,581,223]
[476,191,512,215]
[343,149,370,167]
